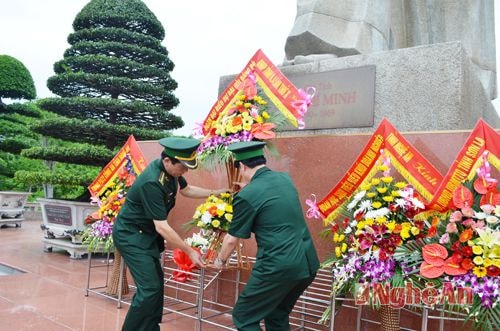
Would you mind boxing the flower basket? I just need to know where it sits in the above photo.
[379,305,400,331]
[107,250,129,296]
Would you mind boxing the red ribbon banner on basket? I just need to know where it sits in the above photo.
[202,49,312,135]
[172,248,200,283]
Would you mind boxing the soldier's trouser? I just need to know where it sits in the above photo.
[232,274,316,331]
[119,250,164,331]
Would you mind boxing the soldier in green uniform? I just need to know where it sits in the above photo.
[214,141,320,331]
[113,137,228,331]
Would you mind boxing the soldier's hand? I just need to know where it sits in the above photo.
[188,248,205,268]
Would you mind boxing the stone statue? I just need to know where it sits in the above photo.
[285,0,496,99]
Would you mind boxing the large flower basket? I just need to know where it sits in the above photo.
[106,250,129,296]
[379,305,400,331]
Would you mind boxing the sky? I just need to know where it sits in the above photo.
[0,0,296,136]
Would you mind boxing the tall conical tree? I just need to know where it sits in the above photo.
[26,0,182,169]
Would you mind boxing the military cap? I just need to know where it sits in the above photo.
[227,141,266,161]
[159,137,200,169]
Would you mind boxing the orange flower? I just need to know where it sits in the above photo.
[232,116,243,126]
[251,122,276,140]
[393,224,402,234]
[208,205,218,216]
[426,226,437,237]
[459,228,473,242]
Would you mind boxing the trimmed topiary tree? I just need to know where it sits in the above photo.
[21,0,183,196]
[0,55,36,109]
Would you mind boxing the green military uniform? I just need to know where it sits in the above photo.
[227,142,320,331]
[112,137,199,331]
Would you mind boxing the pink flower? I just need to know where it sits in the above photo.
[462,218,475,227]
[446,222,458,233]
[480,204,495,214]
[462,206,474,217]
[450,211,463,222]
[439,233,450,244]
[472,220,486,230]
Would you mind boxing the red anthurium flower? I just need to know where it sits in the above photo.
[443,257,467,276]
[342,218,350,228]
[251,123,276,140]
[452,185,473,208]
[480,191,500,207]
[420,261,445,278]
[422,243,448,266]
[473,175,498,194]
[331,223,339,233]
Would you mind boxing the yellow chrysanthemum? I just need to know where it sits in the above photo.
[256,116,263,124]
[377,165,389,172]
[472,266,487,278]
[335,246,341,257]
[235,100,243,107]
[395,182,406,189]
[391,191,400,197]
[381,176,393,183]
[371,178,381,186]
[341,243,347,253]
[367,192,377,198]
[386,221,396,231]
[360,184,371,191]
[237,94,246,101]
[372,201,382,209]
[211,220,220,228]
[262,111,270,119]
[376,216,387,224]
[377,187,388,194]
[410,226,420,236]
[472,245,484,255]
[365,218,375,226]
[401,222,412,229]
[357,221,366,230]
[224,213,233,221]
[382,196,394,202]
[400,228,411,240]
[197,221,204,227]
[244,102,252,109]
[473,256,484,265]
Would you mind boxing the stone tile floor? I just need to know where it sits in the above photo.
[0,219,231,331]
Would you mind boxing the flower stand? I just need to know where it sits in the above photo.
[85,250,130,308]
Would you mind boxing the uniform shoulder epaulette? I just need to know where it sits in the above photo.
[158,172,166,185]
